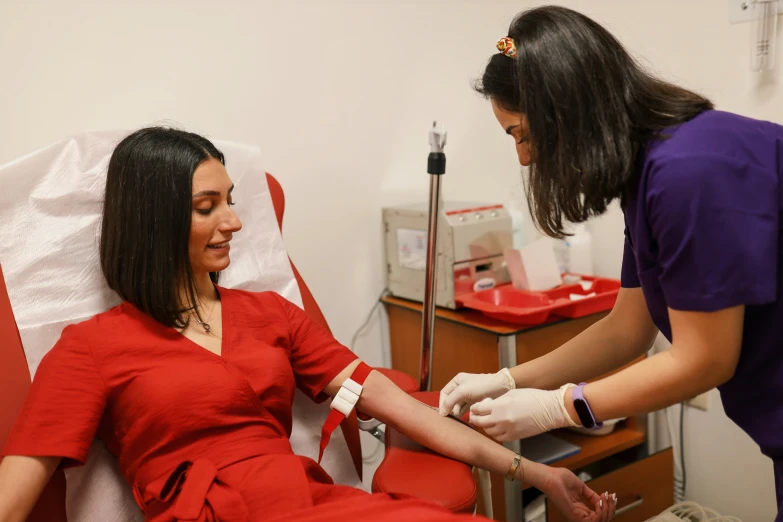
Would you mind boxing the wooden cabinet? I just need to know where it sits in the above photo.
[382,296,669,521]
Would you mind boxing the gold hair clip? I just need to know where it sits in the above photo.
[496,36,517,59]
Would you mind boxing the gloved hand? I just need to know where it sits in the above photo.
[468,384,580,441]
[438,368,516,418]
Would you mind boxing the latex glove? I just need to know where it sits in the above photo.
[438,368,515,418]
[469,384,580,441]
[542,467,616,522]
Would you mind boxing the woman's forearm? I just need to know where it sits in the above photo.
[0,455,60,522]
[358,371,551,488]
[510,315,652,390]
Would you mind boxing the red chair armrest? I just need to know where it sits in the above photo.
[374,368,418,394]
[371,391,477,514]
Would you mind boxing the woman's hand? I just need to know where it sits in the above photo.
[540,466,616,521]
[438,369,516,417]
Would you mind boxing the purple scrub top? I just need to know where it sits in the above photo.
[621,109,783,514]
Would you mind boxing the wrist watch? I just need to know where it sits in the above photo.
[572,383,603,429]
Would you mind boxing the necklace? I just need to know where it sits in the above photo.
[193,300,217,335]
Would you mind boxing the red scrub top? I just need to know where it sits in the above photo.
[2,288,469,521]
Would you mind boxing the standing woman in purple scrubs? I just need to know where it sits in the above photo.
[439,5,783,516]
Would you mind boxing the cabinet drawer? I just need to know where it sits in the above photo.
[547,448,674,522]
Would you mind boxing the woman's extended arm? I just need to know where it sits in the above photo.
[0,455,61,522]
[326,362,615,521]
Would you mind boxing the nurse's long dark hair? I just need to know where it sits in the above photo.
[476,5,713,238]
[100,127,225,328]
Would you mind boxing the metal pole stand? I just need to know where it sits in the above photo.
[419,121,447,392]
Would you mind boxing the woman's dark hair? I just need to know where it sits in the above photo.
[475,5,713,238]
[100,127,225,328]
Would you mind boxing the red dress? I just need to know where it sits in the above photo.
[3,288,473,522]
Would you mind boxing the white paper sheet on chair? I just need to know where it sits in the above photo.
[0,131,361,522]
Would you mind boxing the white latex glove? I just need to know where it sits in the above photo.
[468,384,580,441]
[438,368,516,418]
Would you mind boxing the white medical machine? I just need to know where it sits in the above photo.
[382,201,513,309]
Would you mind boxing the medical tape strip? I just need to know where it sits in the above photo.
[318,361,373,463]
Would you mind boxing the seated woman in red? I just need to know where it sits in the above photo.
[0,128,615,522]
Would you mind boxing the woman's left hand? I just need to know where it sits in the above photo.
[542,467,616,521]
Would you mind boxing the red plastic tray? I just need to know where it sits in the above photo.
[541,278,620,318]
[457,275,620,326]
[457,286,555,325]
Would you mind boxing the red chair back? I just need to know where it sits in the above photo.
[265,173,363,477]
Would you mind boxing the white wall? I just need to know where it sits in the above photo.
[1,0,780,517]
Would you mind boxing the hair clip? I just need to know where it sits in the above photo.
[496,36,517,59]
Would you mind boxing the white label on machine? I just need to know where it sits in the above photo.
[397,228,427,270]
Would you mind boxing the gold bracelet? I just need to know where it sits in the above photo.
[505,454,522,481]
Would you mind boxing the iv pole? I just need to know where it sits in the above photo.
[417,123,495,516]
[419,121,447,392]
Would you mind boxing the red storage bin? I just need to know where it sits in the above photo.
[457,286,556,325]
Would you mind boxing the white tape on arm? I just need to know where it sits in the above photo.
[330,378,363,416]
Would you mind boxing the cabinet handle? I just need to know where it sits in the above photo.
[615,496,644,516]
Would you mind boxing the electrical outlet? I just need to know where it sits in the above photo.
[687,392,709,411]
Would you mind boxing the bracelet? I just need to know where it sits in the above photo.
[505,454,522,482]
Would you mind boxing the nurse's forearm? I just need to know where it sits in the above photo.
[511,287,658,390]
[510,315,652,390]
[573,346,725,422]
[358,371,552,489]
[575,305,743,422]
